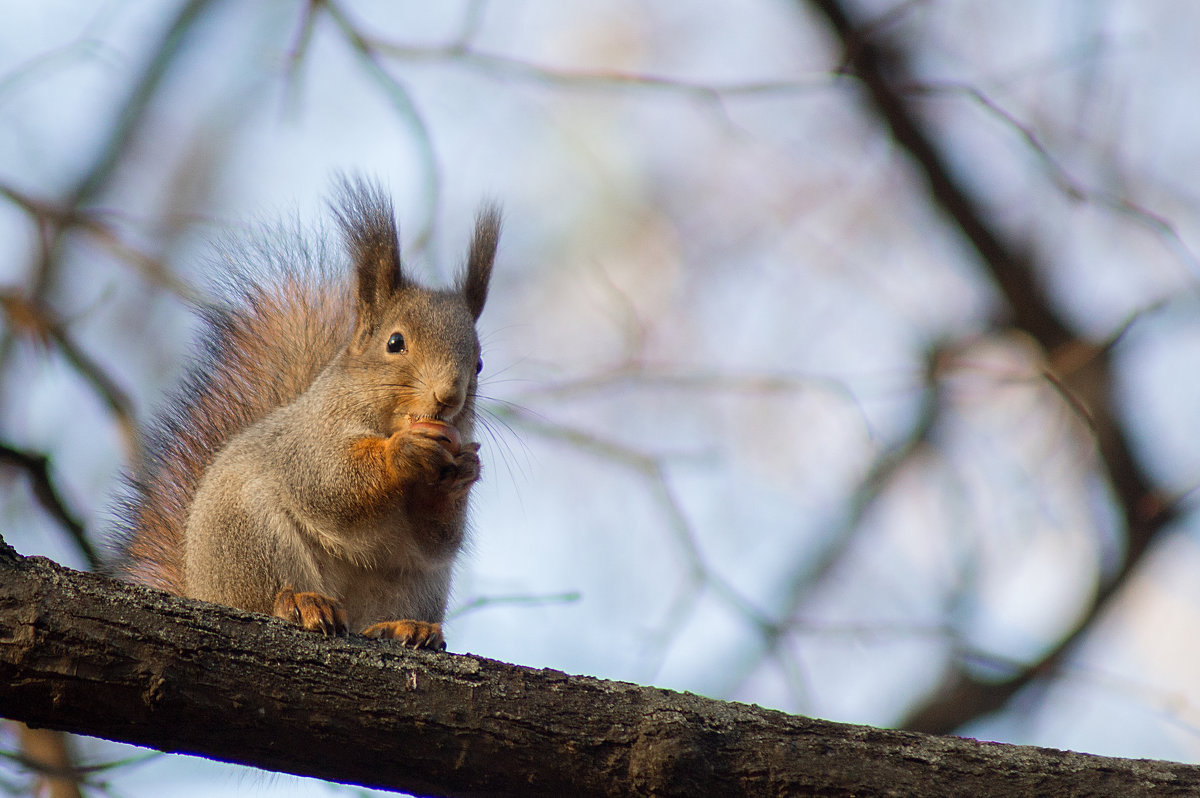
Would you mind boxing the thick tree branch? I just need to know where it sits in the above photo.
[802,0,1179,734]
[1,542,1198,797]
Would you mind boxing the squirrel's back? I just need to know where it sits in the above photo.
[113,227,354,593]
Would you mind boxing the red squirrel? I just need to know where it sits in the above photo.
[113,178,499,649]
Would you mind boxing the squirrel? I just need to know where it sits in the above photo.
[111,178,499,650]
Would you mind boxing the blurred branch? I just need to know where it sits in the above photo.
[374,41,832,98]
[30,0,220,301]
[0,38,111,105]
[0,4,215,591]
[0,290,139,460]
[803,0,1180,734]
[0,443,100,571]
[495,405,776,676]
[13,725,83,798]
[809,1,1072,350]
[327,3,832,136]
[720,345,943,697]
[507,353,905,680]
[282,0,320,108]
[446,590,581,622]
[782,348,941,594]
[532,365,874,422]
[0,182,197,302]
[0,738,161,792]
[318,0,441,255]
[906,80,1200,280]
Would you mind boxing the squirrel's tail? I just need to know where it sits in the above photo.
[112,226,352,593]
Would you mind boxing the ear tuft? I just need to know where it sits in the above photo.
[458,203,501,320]
[330,176,406,336]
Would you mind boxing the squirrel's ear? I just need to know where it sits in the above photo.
[331,176,407,336]
[458,204,500,320]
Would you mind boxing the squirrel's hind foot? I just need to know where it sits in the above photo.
[273,586,349,636]
[362,620,445,650]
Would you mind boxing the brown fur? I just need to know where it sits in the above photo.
[112,178,499,648]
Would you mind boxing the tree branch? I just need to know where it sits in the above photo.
[1,541,1198,797]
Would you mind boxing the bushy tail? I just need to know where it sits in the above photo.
[112,227,352,593]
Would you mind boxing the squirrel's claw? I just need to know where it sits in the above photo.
[273,586,349,636]
[361,619,446,650]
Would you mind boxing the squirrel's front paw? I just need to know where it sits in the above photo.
[361,619,445,650]
[443,443,481,496]
[273,586,348,636]
[398,434,481,495]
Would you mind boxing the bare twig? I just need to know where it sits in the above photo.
[720,345,943,697]
[0,182,196,302]
[319,0,442,255]
[0,291,139,459]
[30,0,220,301]
[494,405,775,678]
[0,443,100,571]
[904,80,1200,281]
[446,591,582,621]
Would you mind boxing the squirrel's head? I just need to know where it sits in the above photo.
[332,178,499,432]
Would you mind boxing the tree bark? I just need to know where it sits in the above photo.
[0,541,1196,797]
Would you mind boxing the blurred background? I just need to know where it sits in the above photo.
[2,0,1200,795]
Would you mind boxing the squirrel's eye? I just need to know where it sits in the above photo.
[476,357,483,374]
[386,332,406,354]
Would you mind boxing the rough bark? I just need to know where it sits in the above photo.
[0,542,1196,796]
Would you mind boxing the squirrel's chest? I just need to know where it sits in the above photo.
[292,511,460,621]
[305,505,461,567]
[323,558,452,627]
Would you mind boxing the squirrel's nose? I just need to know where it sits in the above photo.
[432,384,465,416]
